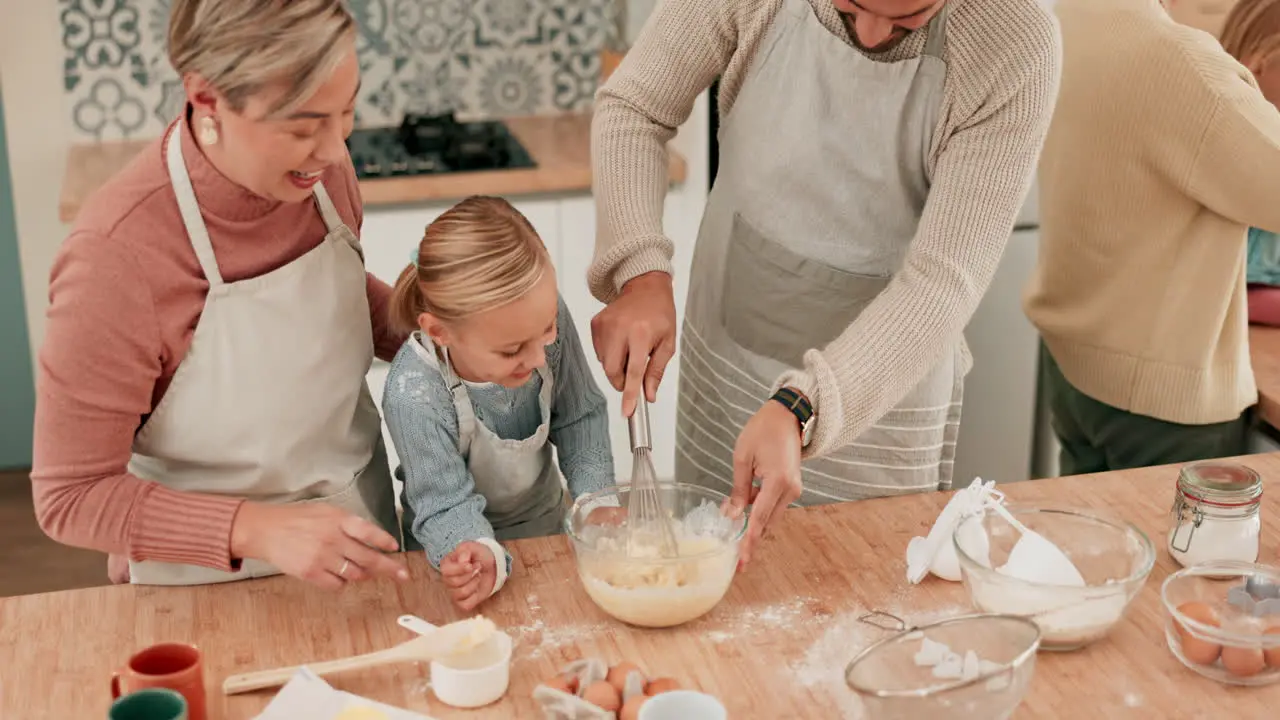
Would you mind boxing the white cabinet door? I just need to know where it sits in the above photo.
[559,194,704,483]
[558,196,632,480]
[360,204,450,286]
[952,228,1042,486]
[361,197,562,479]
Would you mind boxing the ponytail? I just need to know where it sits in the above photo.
[388,262,424,336]
[391,196,550,330]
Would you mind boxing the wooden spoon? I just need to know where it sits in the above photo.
[222,617,497,695]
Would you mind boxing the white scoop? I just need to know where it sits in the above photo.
[987,502,1085,587]
[906,477,997,583]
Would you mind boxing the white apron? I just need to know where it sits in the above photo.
[399,333,567,550]
[676,0,966,504]
[126,131,400,585]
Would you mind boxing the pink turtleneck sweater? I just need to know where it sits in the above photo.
[31,115,403,578]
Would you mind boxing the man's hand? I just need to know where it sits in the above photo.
[727,401,805,568]
[590,272,677,418]
[440,541,499,611]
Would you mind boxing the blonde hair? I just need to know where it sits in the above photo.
[167,0,356,118]
[390,196,552,334]
[1221,0,1280,67]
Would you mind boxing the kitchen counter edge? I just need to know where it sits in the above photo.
[58,112,689,223]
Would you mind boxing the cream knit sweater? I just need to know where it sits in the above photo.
[1025,0,1280,426]
[589,0,1061,456]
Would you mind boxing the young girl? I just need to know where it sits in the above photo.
[383,195,614,611]
[1221,0,1280,325]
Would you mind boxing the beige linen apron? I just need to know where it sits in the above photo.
[399,333,567,551]
[126,131,400,585]
[676,0,965,504]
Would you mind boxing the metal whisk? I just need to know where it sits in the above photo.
[626,398,679,558]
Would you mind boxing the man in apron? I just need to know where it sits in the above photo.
[588,0,1061,562]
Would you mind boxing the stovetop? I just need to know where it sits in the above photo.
[345,113,536,179]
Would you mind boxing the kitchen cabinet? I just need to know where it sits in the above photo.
[953,227,1043,485]
[1249,427,1280,454]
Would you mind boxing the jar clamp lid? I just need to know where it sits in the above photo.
[1169,461,1263,554]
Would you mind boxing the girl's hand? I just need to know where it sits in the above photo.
[440,541,498,611]
[229,501,408,590]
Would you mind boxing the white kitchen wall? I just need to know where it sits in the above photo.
[0,2,71,369]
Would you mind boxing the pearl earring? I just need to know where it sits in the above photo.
[198,115,219,146]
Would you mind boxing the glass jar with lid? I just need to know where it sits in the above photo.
[1167,461,1263,568]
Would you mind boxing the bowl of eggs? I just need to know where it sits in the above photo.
[953,504,1155,651]
[566,483,746,628]
[1161,560,1280,685]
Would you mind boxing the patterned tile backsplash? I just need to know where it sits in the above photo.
[60,0,612,142]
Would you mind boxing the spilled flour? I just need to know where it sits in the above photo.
[509,616,616,660]
[789,603,971,720]
[701,596,816,643]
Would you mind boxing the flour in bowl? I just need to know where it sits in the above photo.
[576,500,740,628]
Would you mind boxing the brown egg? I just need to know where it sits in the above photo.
[1264,626,1280,668]
[583,680,622,711]
[619,694,648,720]
[607,661,643,693]
[1175,601,1223,665]
[542,674,577,695]
[645,677,681,696]
[1222,645,1268,677]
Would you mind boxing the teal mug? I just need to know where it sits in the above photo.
[108,688,188,720]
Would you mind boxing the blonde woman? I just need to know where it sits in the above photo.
[1220,0,1280,326]
[382,196,614,611]
[31,0,409,588]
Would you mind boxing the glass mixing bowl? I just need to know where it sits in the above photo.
[844,614,1040,720]
[953,505,1155,651]
[565,483,746,628]
[1160,560,1280,686]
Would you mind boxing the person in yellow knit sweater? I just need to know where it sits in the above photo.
[1026,0,1280,474]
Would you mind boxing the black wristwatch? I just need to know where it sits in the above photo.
[771,386,815,448]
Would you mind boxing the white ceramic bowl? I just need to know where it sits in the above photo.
[638,690,728,720]
[953,505,1154,651]
[844,614,1040,720]
[566,483,746,628]
[429,631,512,708]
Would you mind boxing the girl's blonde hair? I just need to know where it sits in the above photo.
[167,0,356,118]
[1221,0,1280,67]
[390,196,551,333]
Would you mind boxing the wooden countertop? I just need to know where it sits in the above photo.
[4,457,1278,718]
[58,113,689,223]
[1251,325,1280,432]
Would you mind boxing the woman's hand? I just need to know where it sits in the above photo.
[229,502,409,590]
[728,400,804,567]
[439,541,498,611]
[590,272,677,418]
